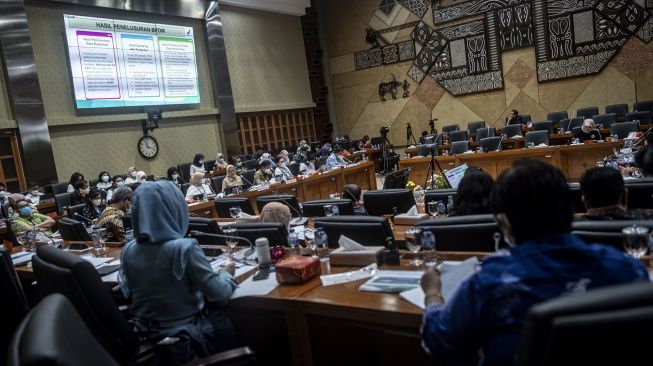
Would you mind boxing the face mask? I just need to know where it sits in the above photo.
[82,188,90,194]
[92,199,102,207]
[116,181,125,187]
[172,174,179,180]
[281,163,287,168]
[237,162,242,167]
[0,190,5,195]
[19,207,32,216]
[31,190,39,196]
[131,171,138,177]
[101,175,110,182]
[264,168,271,174]
[199,160,204,165]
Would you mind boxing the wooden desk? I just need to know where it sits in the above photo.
[400,142,622,182]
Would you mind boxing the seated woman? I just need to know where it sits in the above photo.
[67,172,85,193]
[574,119,601,142]
[97,171,112,190]
[167,167,185,189]
[342,184,367,215]
[274,159,294,180]
[186,172,214,200]
[70,180,90,206]
[97,187,131,242]
[82,188,106,222]
[222,165,243,194]
[106,176,125,202]
[119,181,238,362]
[215,153,227,171]
[259,202,291,230]
[135,171,148,184]
[450,168,494,216]
[11,198,55,237]
[190,154,206,176]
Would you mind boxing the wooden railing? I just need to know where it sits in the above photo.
[237,108,317,154]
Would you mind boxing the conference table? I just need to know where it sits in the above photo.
[400,141,623,184]
[189,161,377,217]
[11,241,484,366]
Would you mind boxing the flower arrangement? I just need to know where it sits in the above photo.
[426,174,450,190]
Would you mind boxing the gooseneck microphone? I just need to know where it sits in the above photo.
[74,212,93,224]
[189,230,254,248]
[269,195,308,226]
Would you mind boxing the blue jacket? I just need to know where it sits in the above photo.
[421,234,648,366]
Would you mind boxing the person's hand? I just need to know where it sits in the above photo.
[421,269,444,306]
[91,219,98,225]
[220,262,236,276]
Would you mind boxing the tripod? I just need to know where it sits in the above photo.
[424,133,447,189]
[429,119,437,134]
[380,133,392,175]
[406,123,417,146]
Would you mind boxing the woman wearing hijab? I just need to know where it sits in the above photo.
[274,158,294,180]
[221,165,243,194]
[119,181,238,362]
[190,154,206,176]
[259,202,291,230]
[258,152,277,169]
[186,172,214,200]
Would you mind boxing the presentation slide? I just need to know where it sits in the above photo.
[63,14,200,109]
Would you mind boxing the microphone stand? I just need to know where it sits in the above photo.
[424,132,447,189]
[189,230,253,247]
[270,195,308,226]
[74,212,94,225]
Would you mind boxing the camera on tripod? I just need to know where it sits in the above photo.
[380,126,390,136]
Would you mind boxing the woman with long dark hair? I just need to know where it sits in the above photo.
[450,168,495,216]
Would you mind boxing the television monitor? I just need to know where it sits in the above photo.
[63,14,200,110]
[383,168,411,189]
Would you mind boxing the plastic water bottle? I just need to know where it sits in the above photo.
[314,228,331,275]
[332,205,339,216]
[27,229,37,252]
[288,232,300,256]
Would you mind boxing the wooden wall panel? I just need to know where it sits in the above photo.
[237,108,317,154]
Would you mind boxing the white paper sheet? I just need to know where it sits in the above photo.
[320,263,377,286]
[399,257,479,309]
[11,251,35,266]
[359,270,424,293]
[231,272,279,299]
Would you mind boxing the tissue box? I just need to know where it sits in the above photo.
[275,256,320,284]
[329,246,384,266]
[393,213,429,225]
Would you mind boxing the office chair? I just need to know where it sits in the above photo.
[7,293,119,366]
[611,121,639,139]
[501,124,522,138]
[54,192,73,215]
[442,124,460,133]
[213,176,226,193]
[177,162,192,182]
[516,281,653,366]
[480,136,503,152]
[605,103,629,122]
[0,248,30,362]
[567,183,586,213]
[448,130,468,143]
[475,127,496,141]
[576,107,599,119]
[240,169,256,189]
[626,111,651,125]
[363,189,416,216]
[625,179,653,209]
[188,217,225,245]
[467,121,486,134]
[449,141,469,154]
[256,195,302,217]
[243,159,258,170]
[288,163,301,176]
[592,113,617,129]
[314,216,393,248]
[416,214,504,251]
[633,100,653,113]
[547,111,568,124]
[222,222,288,247]
[417,144,436,157]
[571,220,653,251]
[531,120,554,134]
[67,203,87,222]
[525,130,550,146]
[32,246,142,363]
[561,117,583,132]
[301,199,355,217]
[51,182,69,195]
[215,197,256,218]
[181,183,190,196]
[424,189,458,211]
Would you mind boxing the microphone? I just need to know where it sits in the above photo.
[270,196,308,226]
[74,212,93,224]
[632,127,652,147]
[189,230,253,248]
[239,173,254,187]
[495,134,504,151]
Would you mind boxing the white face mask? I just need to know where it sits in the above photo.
[116,181,125,187]
[172,174,179,180]
[31,190,39,196]
[199,160,204,165]
[131,171,138,177]
[92,199,102,207]
[101,175,110,182]
[264,168,271,174]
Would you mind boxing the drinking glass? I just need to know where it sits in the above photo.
[421,230,437,269]
[223,228,239,261]
[229,206,242,219]
[323,204,334,217]
[622,225,649,258]
[233,186,242,195]
[404,228,423,266]
[427,201,438,217]
[329,193,341,199]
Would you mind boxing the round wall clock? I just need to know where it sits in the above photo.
[138,135,159,159]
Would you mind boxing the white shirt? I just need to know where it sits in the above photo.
[185,183,213,200]
[67,184,74,193]
[125,177,138,185]
[25,193,40,206]
[96,181,112,190]
[190,164,206,175]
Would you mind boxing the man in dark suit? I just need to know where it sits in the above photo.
[505,109,524,125]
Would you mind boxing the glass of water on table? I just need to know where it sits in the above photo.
[622,225,649,258]
[222,228,239,263]
[404,228,423,267]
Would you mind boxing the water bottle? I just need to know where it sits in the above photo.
[255,237,271,266]
[288,232,300,256]
[332,205,339,216]
[436,200,447,217]
[383,236,400,265]
[124,228,134,242]
[314,228,331,274]
[92,226,103,252]
[27,229,37,252]
[447,195,454,215]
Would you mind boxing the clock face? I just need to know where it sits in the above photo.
[138,136,159,159]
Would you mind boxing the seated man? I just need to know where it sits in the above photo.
[96,187,132,242]
[420,159,648,366]
[574,118,601,142]
[11,198,55,237]
[326,146,347,170]
[253,160,273,185]
[505,109,524,125]
[342,184,367,215]
[579,167,653,220]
